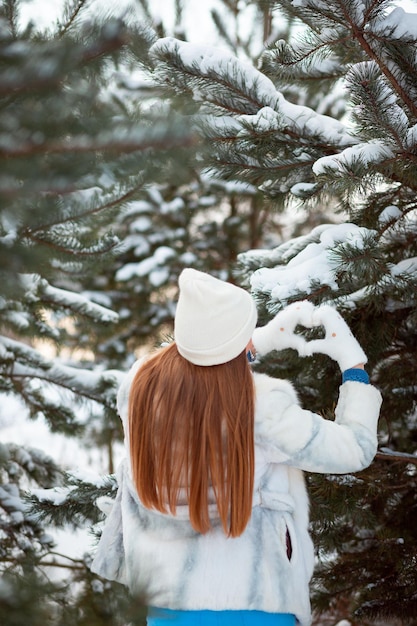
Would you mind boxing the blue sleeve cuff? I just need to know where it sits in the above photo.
[342,368,370,385]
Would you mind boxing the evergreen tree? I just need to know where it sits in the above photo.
[1,0,297,623]
[0,1,193,623]
[6,0,417,624]
[147,0,417,624]
[72,0,298,473]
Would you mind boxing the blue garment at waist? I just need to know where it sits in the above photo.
[147,607,296,626]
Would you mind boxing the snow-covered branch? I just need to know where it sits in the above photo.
[0,335,124,409]
[240,223,379,307]
[150,37,354,148]
[30,276,119,324]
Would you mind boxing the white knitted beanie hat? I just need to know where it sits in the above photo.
[174,268,258,366]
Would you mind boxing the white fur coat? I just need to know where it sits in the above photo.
[91,360,382,626]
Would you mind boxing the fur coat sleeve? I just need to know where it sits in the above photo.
[253,372,382,474]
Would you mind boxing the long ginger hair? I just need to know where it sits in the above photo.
[128,342,255,537]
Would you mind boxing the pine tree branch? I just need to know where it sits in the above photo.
[10,379,82,431]
[24,185,142,235]
[351,80,405,150]
[379,202,417,235]
[379,168,417,194]
[361,0,382,27]
[9,371,114,409]
[3,337,121,409]
[211,127,339,154]
[4,0,19,39]
[376,449,417,466]
[47,550,85,564]
[337,0,417,119]
[22,233,117,257]
[41,560,85,569]
[274,35,351,69]
[37,561,85,570]
[34,279,119,323]
[212,155,317,176]
[38,550,85,570]
[152,41,269,115]
[58,0,89,39]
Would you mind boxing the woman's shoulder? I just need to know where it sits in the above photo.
[253,371,299,404]
[252,372,301,452]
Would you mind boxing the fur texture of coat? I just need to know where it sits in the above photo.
[91,359,382,626]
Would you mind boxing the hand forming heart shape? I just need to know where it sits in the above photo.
[252,301,367,371]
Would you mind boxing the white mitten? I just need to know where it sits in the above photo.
[252,300,315,357]
[305,305,367,371]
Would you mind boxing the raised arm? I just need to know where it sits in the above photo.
[255,378,382,474]
[253,303,382,473]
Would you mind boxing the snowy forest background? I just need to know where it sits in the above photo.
[1,0,417,624]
